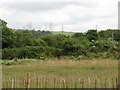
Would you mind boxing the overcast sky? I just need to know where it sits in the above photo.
[0,0,119,32]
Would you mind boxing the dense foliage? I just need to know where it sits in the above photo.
[1,19,120,60]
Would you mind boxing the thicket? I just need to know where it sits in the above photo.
[1,19,120,60]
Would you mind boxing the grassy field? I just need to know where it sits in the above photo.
[51,31,74,36]
[2,59,118,88]
[3,59,118,78]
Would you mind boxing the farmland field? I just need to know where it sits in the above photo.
[51,31,74,36]
[2,59,118,88]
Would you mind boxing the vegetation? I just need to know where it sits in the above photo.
[2,59,118,88]
[51,31,74,36]
[3,59,118,79]
[1,19,119,88]
[1,19,120,60]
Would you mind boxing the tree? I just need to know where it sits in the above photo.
[1,19,15,48]
[114,30,120,41]
[73,33,85,37]
[86,30,98,41]
[13,30,35,48]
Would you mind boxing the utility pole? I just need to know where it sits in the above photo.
[96,24,98,30]
[61,24,64,35]
[49,23,52,31]
[61,24,64,32]
[27,21,32,30]
[27,22,29,29]
[45,23,48,30]
[29,21,32,30]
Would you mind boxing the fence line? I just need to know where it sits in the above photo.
[2,76,119,88]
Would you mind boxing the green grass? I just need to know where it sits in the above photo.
[2,59,118,79]
[2,59,118,88]
[51,31,74,36]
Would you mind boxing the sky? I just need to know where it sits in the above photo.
[0,0,119,32]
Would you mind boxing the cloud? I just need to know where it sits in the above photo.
[0,0,119,32]
[1,2,98,13]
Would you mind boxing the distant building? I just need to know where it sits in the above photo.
[118,1,120,29]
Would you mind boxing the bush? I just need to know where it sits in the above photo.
[2,46,64,60]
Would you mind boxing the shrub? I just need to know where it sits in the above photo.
[2,46,64,60]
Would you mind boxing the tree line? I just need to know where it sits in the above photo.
[1,19,120,60]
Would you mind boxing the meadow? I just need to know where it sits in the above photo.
[2,59,118,88]
[51,31,74,36]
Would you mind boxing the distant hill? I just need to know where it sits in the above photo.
[51,31,74,36]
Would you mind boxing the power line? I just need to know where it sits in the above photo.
[45,23,48,30]
[49,23,52,31]
[94,24,98,30]
[27,21,32,30]
[61,24,64,32]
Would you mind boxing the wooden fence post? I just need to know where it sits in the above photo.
[45,78,48,88]
[40,77,42,88]
[95,79,97,89]
[117,80,120,90]
[27,73,31,88]
[88,77,91,88]
[60,78,62,88]
[70,78,73,88]
[24,78,27,88]
[112,78,114,89]
[54,77,56,88]
[14,77,16,88]
[11,78,14,88]
[42,77,44,88]
[82,78,84,89]
[36,77,39,88]
[108,78,111,88]
[3,76,119,88]
[75,78,77,89]
[8,78,11,88]
[78,78,81,88]
[66,78,68,88]
[5,79,8,88]
[105,78,107,88]
[97,78,100,88]
[62,78,65,88]
[116,78,118,88]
